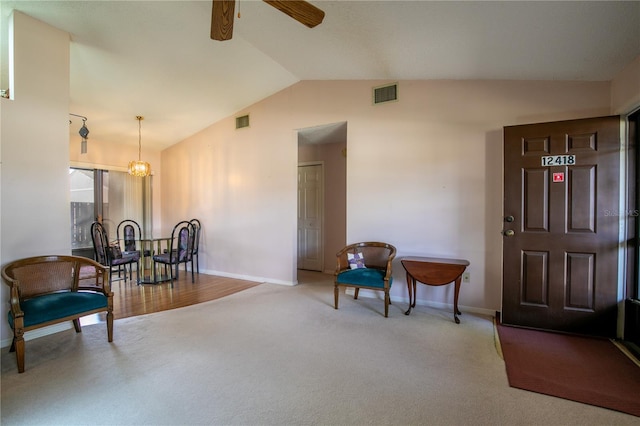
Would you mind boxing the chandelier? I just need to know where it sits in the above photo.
[128,115,151,177]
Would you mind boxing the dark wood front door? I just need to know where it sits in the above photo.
[502,116,621,337]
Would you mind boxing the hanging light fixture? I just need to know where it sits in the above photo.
[70,113,89,154]
[128,115,151,177]
[79,118,89,154]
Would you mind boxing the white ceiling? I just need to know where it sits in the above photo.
[2,1,639,150]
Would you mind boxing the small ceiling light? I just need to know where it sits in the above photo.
[79,118,89,154]
[128,116,151,177]
[70,113,89,154]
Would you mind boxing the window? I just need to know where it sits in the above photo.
[631,110,639,299]
[70,168,152,258]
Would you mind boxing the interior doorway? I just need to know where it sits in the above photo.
[298,163,324,271]
[297,122,347,276]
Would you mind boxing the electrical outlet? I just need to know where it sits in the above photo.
[462,272,470,283]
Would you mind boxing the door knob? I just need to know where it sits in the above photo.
[503,229,515,237]
[504,215,515,222]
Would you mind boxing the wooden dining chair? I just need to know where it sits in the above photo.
[334,241,397,317]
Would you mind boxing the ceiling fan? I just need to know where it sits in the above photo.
[211,0,325,41]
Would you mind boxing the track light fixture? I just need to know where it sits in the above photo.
[70,113,89,154]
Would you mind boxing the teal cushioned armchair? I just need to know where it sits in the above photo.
[2,255,113,373]
[334,242,397,317]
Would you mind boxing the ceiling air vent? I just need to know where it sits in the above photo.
[236,114,250,129]
[373,83,398,105]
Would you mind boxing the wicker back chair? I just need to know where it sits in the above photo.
[334,241,397,317]
[2,255,113,373]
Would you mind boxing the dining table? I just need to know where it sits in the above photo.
[138,236,173,284]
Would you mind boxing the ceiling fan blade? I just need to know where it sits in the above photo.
[211,0,235,41]
[262,0,325,28]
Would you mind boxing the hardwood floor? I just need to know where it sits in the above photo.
[103,270,260,321]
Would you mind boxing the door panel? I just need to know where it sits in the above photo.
[522,250,548,306]
[568,166,596,232]
[297,164,324,271]
[523,168,549,231]
[566,252,595,310]
[503,116,621,337]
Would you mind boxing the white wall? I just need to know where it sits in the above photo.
[162,79,613,314]
[160,97,300,285]
[0,11,71,342]
[611,55,640,114]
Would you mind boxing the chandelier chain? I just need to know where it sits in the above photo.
[138,116,142,160]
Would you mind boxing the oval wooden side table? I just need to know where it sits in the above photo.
[401,256,470,323]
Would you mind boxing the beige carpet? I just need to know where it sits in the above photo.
[2,273,638,425]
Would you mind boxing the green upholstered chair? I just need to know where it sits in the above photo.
[2,255,113,373]
[334,242,397,317]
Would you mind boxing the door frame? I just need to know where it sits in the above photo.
[623,109,640,350]
[624,108,639,300]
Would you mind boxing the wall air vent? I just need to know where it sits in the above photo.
[373,83,398,105]
[236,114,250,129]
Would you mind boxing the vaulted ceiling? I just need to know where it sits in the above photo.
[1,1,639,150]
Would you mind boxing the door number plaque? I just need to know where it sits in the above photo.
[541,155,576,166]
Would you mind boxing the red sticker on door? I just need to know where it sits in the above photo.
[553,172,565,182]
